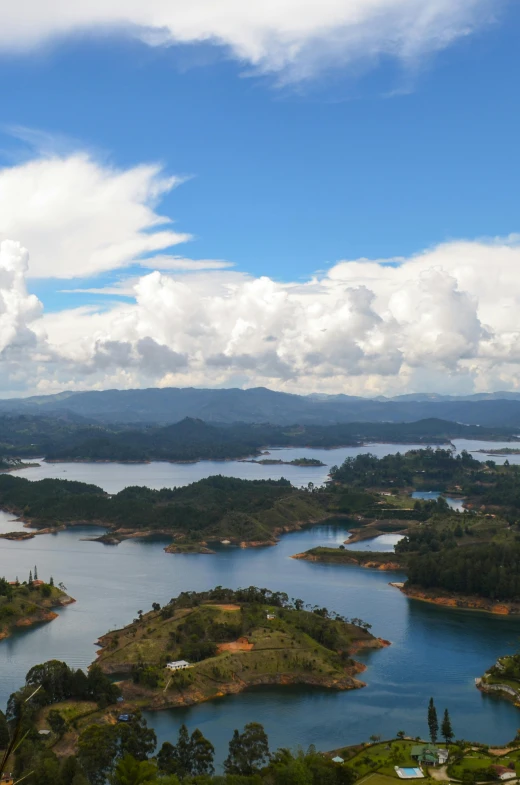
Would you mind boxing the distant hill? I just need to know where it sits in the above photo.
[2,386,520,426]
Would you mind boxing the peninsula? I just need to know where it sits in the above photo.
[294,448,520,614]
[0,576,75,640]
[94,587,388,710]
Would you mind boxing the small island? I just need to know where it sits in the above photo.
[0,574,75,640]
[94,587,388,710]
[477,654,520,705]
[243,457,326,467]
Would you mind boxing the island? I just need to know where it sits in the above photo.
[0,473,331,550]
[93,587,388,710]
[477,654,520,705]
[0,576,75,640]
[244,457,326,466]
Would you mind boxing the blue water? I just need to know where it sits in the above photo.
[1,442,519,764]
[411,491,465,512]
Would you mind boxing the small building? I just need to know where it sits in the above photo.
[332,756,344,764]
[411,745,444,766]
[1,775,14,785]
[166,660,191,671]
[33,579,44,586]
[38,729,51,737]
[491,766,516,781]
[118,714,131,722]
[266,613,276,620]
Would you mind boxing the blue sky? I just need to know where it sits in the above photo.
[1,0,520,396]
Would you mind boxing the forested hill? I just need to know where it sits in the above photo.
[0,474,327,545]
[0,414,515,463]
[3,385,520,425]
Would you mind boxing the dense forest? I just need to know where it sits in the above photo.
[0,414,515,463]
[0,474,327,543]
[329,447,480,489]
[406,543,520,599]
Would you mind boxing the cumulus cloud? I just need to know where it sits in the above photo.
[0,234,510,396]
[5,230,520,396]
[0,153,189,278]
[0,0,500,81]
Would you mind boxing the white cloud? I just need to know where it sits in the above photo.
[0,0,500,81]
[0,153,189,278]
[0,234,519,396]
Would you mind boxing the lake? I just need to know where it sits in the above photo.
[1,440,519,764]
[11,438,507,492]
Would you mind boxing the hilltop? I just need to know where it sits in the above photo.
[94,587,387,709]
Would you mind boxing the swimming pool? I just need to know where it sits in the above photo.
[396,767,424,779]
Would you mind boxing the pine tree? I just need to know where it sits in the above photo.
[29,570,33,584]
[441,708,454,746]
[428,698,439,744]
[49,577,54,586]
[175,723,192,778]
[34,565,38,580]
[191,728,215,775]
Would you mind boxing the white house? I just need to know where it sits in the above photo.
[166,660,191,671]
[266,613,276,620]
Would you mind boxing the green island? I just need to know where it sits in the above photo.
[0,474,329,549]
[477,654,520,706]
[245,457,326,466]
[0,574,75,640]
[293,448,520,614]
[3,658,520,785]
[93,587,386,710]
[476,448,520,455]
[0,413,516,464]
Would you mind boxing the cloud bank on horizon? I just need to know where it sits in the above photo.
[2,150,520,398]
[0,0,499,81]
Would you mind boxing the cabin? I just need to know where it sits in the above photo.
[266,613,276,620]
[411,745,448,766]
[166,660,191,671]
[33,579,44,586]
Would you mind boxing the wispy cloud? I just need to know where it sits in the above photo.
[0,0,502,82]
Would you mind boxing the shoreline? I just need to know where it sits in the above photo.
[393,585,520,616]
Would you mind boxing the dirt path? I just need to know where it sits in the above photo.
[429,765,451,781]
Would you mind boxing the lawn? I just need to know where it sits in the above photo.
[359,774,407,785]
[345,741,420,779]
[448,752,519,779]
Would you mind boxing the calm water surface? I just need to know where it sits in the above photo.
[1,442,519,763]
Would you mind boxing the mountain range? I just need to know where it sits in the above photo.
[2,386,520,427]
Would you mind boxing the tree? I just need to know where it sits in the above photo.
[369,735,381,744]
[116,712,156,761]
[34,565,38,580]
[397,731,406,740]
[428,698,439,744]
[110,754,156,785]
[441,709,454,746]
[49,576,54,586]
[190,728,215,775]
[0,708,9,750]
[224,722,270,775]
[157,741,177,775]
[29,570,33,584]
[77,724,118,785]
[48,709,67,737]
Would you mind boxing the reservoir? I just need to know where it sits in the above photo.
[1,440,519,762]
